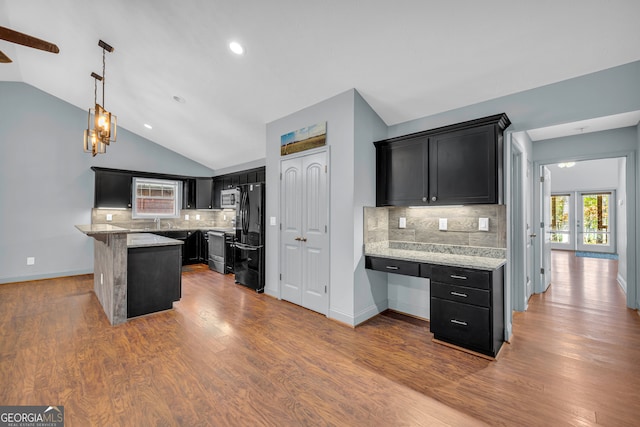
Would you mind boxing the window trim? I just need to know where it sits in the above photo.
[131,177,181,219]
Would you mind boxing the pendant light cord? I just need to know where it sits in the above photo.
[102,48,106,108]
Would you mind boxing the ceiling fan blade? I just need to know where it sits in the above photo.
[0,49,12,63]
[0,26,59,54]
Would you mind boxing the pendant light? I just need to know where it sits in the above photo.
[83,40,117,156]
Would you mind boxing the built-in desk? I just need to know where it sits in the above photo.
[365,241,506,358]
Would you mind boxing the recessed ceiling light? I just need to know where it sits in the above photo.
[144,124,153,129]
[173,95,186,104]
[229,41,244,55]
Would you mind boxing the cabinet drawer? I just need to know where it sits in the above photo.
[431,265,490,290]
[430,297,491,352]
[366,257,420,277]
[431,282,490,308]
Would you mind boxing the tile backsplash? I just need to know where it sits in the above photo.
[91,208,236,230]
[364,205,506,248]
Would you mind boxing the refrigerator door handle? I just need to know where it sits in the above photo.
[235,242,263,251]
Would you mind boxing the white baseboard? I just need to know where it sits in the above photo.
[617,273,627,294]
[388,298,429,320]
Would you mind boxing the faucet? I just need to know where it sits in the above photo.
[154,217,160,230]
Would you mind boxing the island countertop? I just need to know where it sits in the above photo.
[75,224,130,235]
[127,233,184,248]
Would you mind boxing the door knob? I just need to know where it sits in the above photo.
[301,237,307,242]
[529,234,537,238]
[294,237,301,241]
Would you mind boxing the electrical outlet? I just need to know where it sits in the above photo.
[223,214,227,220]
[196,214,201,220]
[27,257,35,265]
[106,214,113,221]
[399,217,406,229]
[438,218,447,231]
[479,217,489,231]
[184,214,189,220]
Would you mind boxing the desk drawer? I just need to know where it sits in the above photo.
[431,265,490,290]
[431,282,490,308]
[430,297,491,352]
[366,257,420,277]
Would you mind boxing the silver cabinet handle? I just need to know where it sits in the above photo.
[450,275,467,280]
[385,266,399,270]
[431,196,437,202]
[450,291,468,298]
[450,319,468,326]
[422,197,427,202]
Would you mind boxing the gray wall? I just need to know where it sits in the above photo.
[0,82,215,284]
[353,91,388,323]
[387,61,640,138]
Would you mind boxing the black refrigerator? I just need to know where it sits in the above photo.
[234,183,265,292]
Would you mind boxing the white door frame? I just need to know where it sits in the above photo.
[532,152,637,311]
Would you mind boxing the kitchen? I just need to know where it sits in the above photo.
[76,165,266,324]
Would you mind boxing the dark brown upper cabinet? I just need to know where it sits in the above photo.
[374,113,510,207]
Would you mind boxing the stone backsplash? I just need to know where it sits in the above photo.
[364,205,506,249]
[91,208,236,230]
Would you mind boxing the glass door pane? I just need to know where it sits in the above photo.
[550,194,572,249]
[577,192,614,253]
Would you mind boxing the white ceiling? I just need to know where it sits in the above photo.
[527,110,640,141]
[2,0,640,171]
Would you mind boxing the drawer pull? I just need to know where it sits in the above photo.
[385,266,399,270]
[450,319,468,326]
[450,275,468,280]
[450,291,468,298]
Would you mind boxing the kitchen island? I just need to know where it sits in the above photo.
[76,225,183,325]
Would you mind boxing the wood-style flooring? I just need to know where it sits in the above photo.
[1,250,639,426]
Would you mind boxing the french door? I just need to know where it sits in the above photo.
[577,191,614,253]
[549,191,615,253]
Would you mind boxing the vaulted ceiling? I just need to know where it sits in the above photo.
[1,1,639,170]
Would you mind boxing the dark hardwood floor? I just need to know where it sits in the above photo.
[1,251,639,426]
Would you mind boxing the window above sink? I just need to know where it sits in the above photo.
[132,177,181,219]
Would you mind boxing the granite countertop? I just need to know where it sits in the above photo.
[127,233,184,248]
[365,241,506,271]
[127,226,235,234]
[76,224,130,235]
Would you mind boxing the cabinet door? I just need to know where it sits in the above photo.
[94,170,132,208]
[429,124,497,205]
[185,231,200,264]
[195,178,214,209]
[182,179,196,209]
[377,137,428,206]
[212,178,223,209]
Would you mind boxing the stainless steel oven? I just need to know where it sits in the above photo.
[221,189,239,209]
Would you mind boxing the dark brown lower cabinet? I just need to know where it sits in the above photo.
[127,245,182,318]
[429,265,504,357]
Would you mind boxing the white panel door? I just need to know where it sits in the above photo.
[280,158,303,304]
[280,150,329,315]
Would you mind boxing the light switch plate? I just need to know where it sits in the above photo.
[106,214,113,221]
[270,216,277,226]
[196,214,201,220]
[27,257,35,265]
[184,214,189,220]
[439,218,447,231]
[399,217,406,229]
[479,217,489,231]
